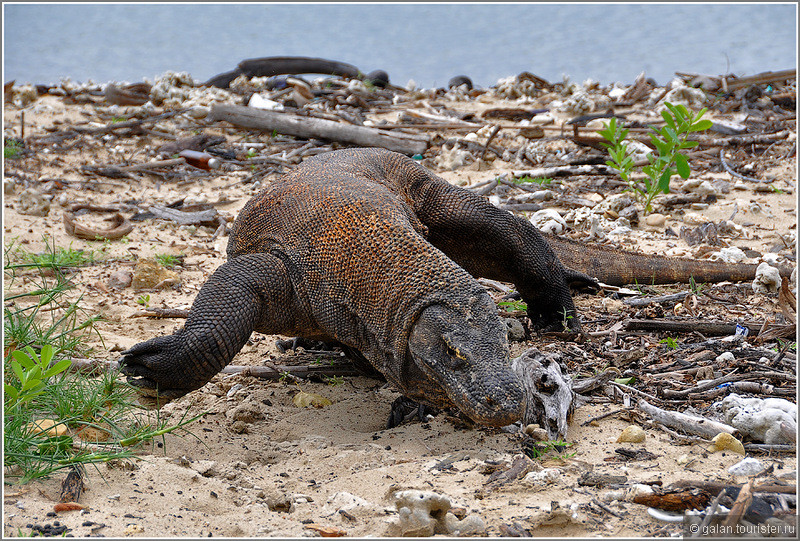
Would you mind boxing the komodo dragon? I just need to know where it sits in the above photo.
[121,147,793,427]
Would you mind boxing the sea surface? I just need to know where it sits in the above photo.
[3,3,797,89]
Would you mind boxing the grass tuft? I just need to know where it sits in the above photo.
[4,236,202,484]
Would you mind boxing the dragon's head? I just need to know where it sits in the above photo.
[407,297,525,426]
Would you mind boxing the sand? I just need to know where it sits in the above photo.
[2,76,797,538]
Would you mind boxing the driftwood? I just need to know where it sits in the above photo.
[722,479,754,528]
[203,56,363,88]
[670,479,797,496]
[63,204,134,241]
[510,164,612,178]
[509,349,575,441]
[632,487,712,512]
[661,370,796,400]
[71,110,183,136]
[637,399,737,439]
[146,204,219,226]
[479,455,534,495]
[675,69,796,93]
[624,291,691,307]
[104,82,151,106]
[719,149,769,183]
[572,368,622,395]
[209,104,428,155]
[219,364,360,380]
[700,130,791,147]
[624,318,765,336]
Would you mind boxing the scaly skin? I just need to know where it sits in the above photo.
[121,147,792,425]
[124,148,581,425]
[547,234,794,286]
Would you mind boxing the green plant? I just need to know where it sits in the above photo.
[15,240,97,269]
[688,276,705,295]
[154,253,181,269]
[599,118,635,182]
[659,337,679,349]
[4,241,102,356]
[136,294,150,307]
[311,357,335,366]
[4,238,203,484]
[498,299,527,312]
[4,362,203,483]
[4,138,23,160]
[4,345,71,410]
[559,308,574,331]
[322,375,344,386]
[600,102,712,213]
[513,175,553,186]
[524,439,574,460]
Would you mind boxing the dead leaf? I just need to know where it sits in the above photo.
[53,502,85,512]
[292,390,332,408]
[305,524,346,537]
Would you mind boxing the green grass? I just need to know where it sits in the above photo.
[513,175,553,186]
[4,237,202,484]
[4,138,23,160]
[4,240,102,356]
[322,375,344,386]
[154,252,183,269]
[523,439,575,460]
[498,299,527,312]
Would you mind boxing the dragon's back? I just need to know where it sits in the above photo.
[226,148,484,385]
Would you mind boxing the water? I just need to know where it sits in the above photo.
[3,3,797,89]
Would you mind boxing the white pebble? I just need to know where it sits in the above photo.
[530,209,566,234]
[752,262,781,294]
[728,457,766,476]
[711,246,747,263]
[715,351,735,363]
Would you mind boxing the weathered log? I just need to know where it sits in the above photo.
[670,480,797,495]
[632,487,712,512]
[624,318,765,336]
[219,364,361,380]
[638,399,736,439]
[510,349,574,441]
[203,56,362,88]
[63,209,133,241]
[675,69,796,92]
[146,204,219,226]
[209,104,428,155]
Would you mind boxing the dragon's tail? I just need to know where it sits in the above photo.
[546,234,795,287]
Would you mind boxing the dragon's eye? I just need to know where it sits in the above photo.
[444,343,466,369]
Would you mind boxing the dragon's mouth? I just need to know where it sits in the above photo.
[406,303,526,427]
[408,351,525,427]
[439,372,525,427]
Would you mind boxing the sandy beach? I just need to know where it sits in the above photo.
[2,67,797,538]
